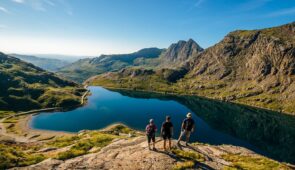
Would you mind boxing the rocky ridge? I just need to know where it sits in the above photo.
[11,135,291,170]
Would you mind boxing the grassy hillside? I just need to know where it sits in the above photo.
[10,54,71,72]
[0,53,86,116]
[58,48,163,83]
[87,22,295,115]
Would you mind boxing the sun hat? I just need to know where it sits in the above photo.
[186,112,192,118]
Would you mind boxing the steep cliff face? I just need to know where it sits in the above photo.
[182,22,295,113]
[188,22,295,82]
[160,39,203,65]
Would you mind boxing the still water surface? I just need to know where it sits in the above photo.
[31,86,295,163]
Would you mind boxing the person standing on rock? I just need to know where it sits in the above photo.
[161,116,174,150]
[177,112,195,146]
[146,119,157,150]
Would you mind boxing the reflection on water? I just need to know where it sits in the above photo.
[113,89,295,164]
[31,86,295,164]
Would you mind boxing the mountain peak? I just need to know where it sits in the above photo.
[161,39,203,63]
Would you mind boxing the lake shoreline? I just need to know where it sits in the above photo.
[0,87,90,142]
[101,86,292,116]
[1,112,145,143]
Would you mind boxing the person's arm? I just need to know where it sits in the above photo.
[161,124,164,135]
[191,121,195,132]
[145,125,148,135]
[171,125,174,136]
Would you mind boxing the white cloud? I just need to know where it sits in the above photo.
[266,7,295,17]
[0,6,10,14]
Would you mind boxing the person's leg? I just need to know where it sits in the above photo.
[168,138,172,150]
[152,135,156,149]
[177,130,184,143]
[163,139,166,150]
[185,131,191,145]
[147,135,151,150]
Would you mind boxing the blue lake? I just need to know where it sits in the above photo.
[31,86,295,163]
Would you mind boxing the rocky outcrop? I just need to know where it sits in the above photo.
[12,136,288,170]
[161,39,204,64]
[182,22,295,113]
[188,22,295,81]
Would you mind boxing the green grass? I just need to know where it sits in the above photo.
[104,124,137,135]
[222,154,291,170]
[0,143,46,169]
[171,148,205,170]
[0,53,86,112]
[0,111,15,119]
[173,161,195,170]
[48,135,81,148]
[56,132,119,160]
[0,125,128,169]
[172,149,205,162]
[2,116,19,123]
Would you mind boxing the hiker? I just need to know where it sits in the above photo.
[146,119,157,150]
[177,112,195,146]
[161,116,173,150]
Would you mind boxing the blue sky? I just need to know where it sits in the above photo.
[0,0,294,56]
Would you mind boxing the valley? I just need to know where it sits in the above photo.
[10,54,71,72]
[0,18,294,170]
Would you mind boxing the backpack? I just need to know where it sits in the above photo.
[146,124,156,135]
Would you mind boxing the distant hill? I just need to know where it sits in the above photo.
[58,41,203,83]
[88,22,295,115]
[58,48,164,83]
[0,52,86,113]
[10,54,71,72]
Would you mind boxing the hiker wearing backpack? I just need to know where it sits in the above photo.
[161,116,173,150]
[177,112,195,146]
[146,119,157,150]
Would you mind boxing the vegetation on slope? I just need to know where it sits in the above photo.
[0,125,133,169]
[222,153,290,170]
[0,52,86,116]
[58,48,163,83]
